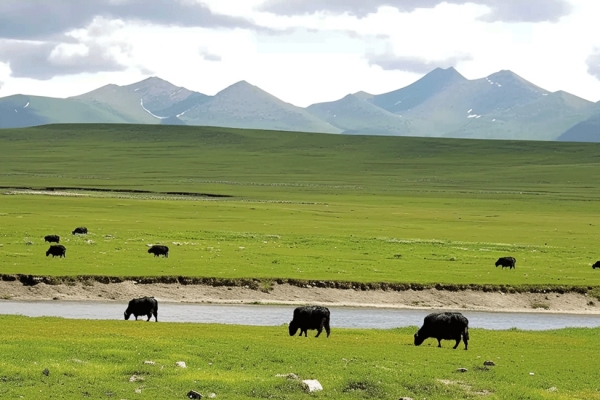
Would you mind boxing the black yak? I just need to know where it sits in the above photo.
[124,297,158,322]
[495,256,516,269]
[72,227,88,235]
[414,312,469,350]
[148,244,169,258]
[289,306,330,338]
[44,235,60,243]
[593,261,600,269]
[46,244,66,258]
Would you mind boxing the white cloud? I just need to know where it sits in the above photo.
[49,43,91,64]
[258,0,573,22]
[587,49,600,81]
[1,0,600,106]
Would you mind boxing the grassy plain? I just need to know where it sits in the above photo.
[1,125,600,399]
[0,124,599,287]
[1,315,599,400]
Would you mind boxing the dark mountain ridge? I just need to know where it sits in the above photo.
[0,69,597,141]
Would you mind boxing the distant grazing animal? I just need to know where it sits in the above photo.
[72,227,88,235]
[148,244,169,258]
[593,261,600,269]
[124,297,158,322]
[44,234,60,243]
[495,256,516,269]
[289,306,330,338]
[46,244,66,258]
[414,312,469,350]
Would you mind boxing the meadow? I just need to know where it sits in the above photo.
[1,315,599,400]
[0,124,599,288]
[1,125,600,399]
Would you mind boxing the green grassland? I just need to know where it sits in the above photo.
[1,316,598,399]
[1,125,600,400]
[0,124,599,287]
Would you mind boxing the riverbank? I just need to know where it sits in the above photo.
[1,280,598,314]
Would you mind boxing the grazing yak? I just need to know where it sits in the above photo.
[72,227,88,235]
[495,256,516,269]
[593,261,600,269]
[124,297,158,322]
[414,312,469,350]
[148,244,169,258]
[289,306,330,338]
[44,234,60,243]
[46,244,66,258]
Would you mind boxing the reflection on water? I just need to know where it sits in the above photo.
[0,300,599,330]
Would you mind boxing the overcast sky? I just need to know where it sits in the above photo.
[0,0,599,107]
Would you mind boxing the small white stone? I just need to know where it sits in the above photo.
[129,375,145,382]
[176,361,187,368]
[302,379,323,392]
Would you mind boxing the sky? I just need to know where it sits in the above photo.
[0,0,599,107]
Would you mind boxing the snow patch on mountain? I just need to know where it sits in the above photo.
[140,99,168,119]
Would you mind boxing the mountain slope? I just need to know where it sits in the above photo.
[370,67,467,113]
[71,84,160,124]
[399,70,571,138]
[71,76,209,124]
[123,77,200,115]
[306,93,411,135]
[0,94,132,128]
[180,81,341,133]
[557,104,600,142]
[445,90,595,140]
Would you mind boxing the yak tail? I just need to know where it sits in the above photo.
[463,326,470,341]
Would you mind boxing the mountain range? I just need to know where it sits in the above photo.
[1,67,599,141]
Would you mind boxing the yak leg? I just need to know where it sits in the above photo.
[146,313,152,322]
[324,320,331,337]
[316,318,326,337]
[453,339,460,349]
[437,339,442,348]
[153,310,158,322]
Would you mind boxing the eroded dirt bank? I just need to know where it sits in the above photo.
[1,280,598,314]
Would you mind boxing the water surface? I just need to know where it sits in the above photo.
[1,300,599,330]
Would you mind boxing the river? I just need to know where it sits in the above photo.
[1,300,599,330]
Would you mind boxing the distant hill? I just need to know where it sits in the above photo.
[179,81,340,134]
[306,93,410,135]
[398,70,594,140]
[0,94,133,128]
[0,68,598,141]
[370,66,467,113]
[557,105,600,142]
